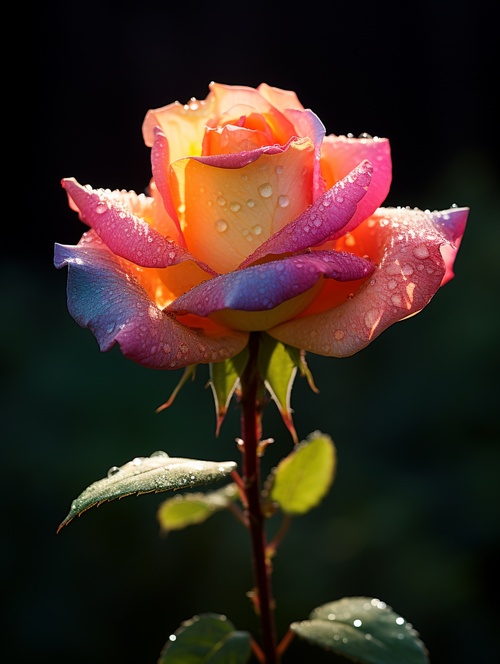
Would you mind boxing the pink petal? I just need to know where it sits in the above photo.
[320,134,392,237]
[239,160,373,269]
[167,250,374,318]
[54,233,248,369]
[61,178,215,274]
[268,206,468,356]
[150,128,185,245]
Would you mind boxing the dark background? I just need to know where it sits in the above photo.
[3,1,498,662]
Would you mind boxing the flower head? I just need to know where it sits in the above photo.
[55,82,468,369]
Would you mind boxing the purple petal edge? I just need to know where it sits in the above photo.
[167,250,374,317]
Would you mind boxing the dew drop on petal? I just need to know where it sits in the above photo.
[391,293,402,306]
[95,203,108,214]
[413,245,430,260]
[107,466,120,477]
[278,194,289,208]
[252,225,263,235]
[396,617,405,625]
[258,183,273,198]
[334,329,345,341]
[247,199,256,208]
[353,619,362,627]
[150,450,169,458]
[216,196,226,206]
[215,219,228,232]
[229,202,241,212]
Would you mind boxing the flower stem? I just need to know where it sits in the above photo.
[239,333,279,664]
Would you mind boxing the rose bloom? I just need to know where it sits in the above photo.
[55,82,468,369]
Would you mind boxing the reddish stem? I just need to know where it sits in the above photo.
[239,333,279,664]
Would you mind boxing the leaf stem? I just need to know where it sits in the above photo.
[239,332,279,664]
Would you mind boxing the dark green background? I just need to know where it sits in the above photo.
[4,1,498,662]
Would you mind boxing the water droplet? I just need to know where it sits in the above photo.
[365,634,372,640]
[278,194,289,208]
[106,323,115,334]
[358,132,372,139]
[132,457,142,466]
[328,613,336,620]
[150,450,169,458]
[334,329,345,341]
[229,202,241,212]
[215,219,228,232]
[216,196,226,206]
[353,619,362,627]
[169,634,177,642]
[247,199,256,208]
[258,183,273,198]
[95,203,108,214]
[276,165,284,175]
[396,617,405,625]
[107,466,120,477]
[252,224,263,235]
[177,203,186,214]
[413,245,430,260]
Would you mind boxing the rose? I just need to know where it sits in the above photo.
[55,82,468,370]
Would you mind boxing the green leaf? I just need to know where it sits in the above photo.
[158,483,240,532]
[58,451,237,532]
[209,347,249,435]
[158,613,251,663]
[290,596,429,664]
[269,431,336,515]
[257,335,299,443]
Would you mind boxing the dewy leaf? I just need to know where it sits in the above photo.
[258,335,299,443]
[157,483,240,533]
[158,612,251,663]
[58,451,237,532]
[290,596,429,664]
[269,431,336,514]
[209,346,249,435]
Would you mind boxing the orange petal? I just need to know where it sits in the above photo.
[170,138,315,273]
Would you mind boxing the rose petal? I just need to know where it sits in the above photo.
[150,128,185,245]
[239,160,372,268]
[142,94,215,159]
[430,206,469,285]
[320,134,392,237]
[54,234,248,369]
[269,206,467,356]
[167,250,374,318]
[62,178,215,274]
[257,83,306,111]
[170,138,315,273]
